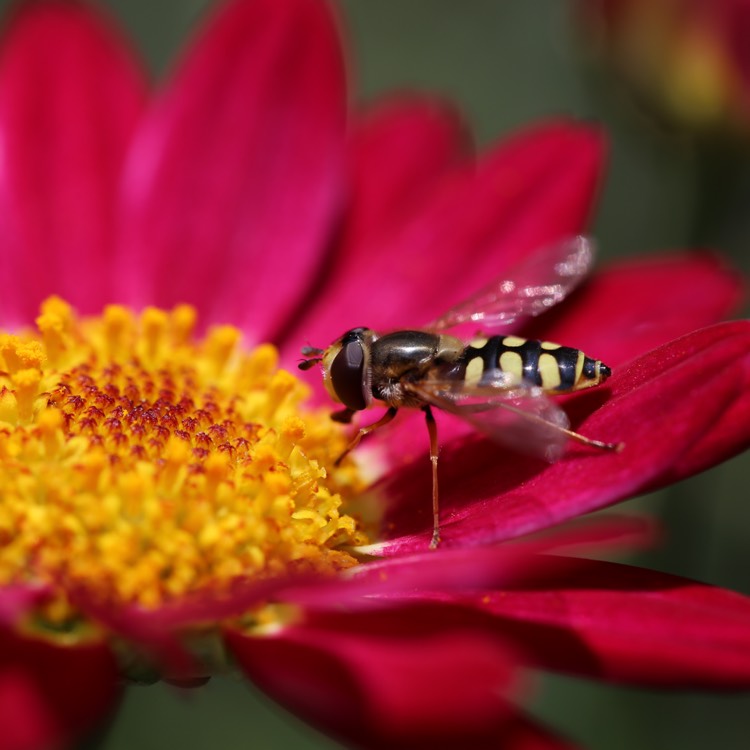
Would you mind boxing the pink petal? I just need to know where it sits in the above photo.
[585,320,750,484]
[0,0,147,326]
[648,328,750,484]
[286,119,606,354]
[114,0,346,341]
[281,96,469,352]
[0,621,120,750]
[226,615,527,748]
[523,251,743,366]
[340,97,470,252]
[285,515,655,609]
[462,558,750,688]
[378,321,750,552]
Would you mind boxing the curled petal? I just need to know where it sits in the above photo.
[644,327,750,484]
[286,515,656,608]
[591,320,750,485]
[379,321,750,551]
[459,558,750,688]
[227,614,526,748]
[0,623,120,750]
[115,0,346,340]
[0,0,147,325]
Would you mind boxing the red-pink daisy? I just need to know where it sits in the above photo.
[0,1,749,749]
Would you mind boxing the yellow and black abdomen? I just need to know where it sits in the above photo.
[462,336,611,392]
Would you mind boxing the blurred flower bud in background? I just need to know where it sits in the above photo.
[577,0,750,137]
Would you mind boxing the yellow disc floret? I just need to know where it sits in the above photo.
[0,299,367,613]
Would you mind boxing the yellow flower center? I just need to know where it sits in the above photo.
[0,298,367,615]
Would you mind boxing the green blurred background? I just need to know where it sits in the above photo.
[4,0,746,747]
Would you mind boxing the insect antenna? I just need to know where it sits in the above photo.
[298,344,325,371]
[298,357,322,371]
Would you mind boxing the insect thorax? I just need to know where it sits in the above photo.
[369,331,463,407]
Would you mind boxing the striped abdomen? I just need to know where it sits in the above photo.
[461,336,611,392]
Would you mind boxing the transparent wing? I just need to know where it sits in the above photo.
[406,371,571,461]
[429,235,595,332]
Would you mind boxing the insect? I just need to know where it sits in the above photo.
[299,236,621,549]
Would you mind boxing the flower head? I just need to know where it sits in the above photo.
[0,1,749,750]
[1,299,367,613]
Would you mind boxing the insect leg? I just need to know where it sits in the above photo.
[423,405,441,549]
[334,407,398,466]
[557,425,623,452]
[490,402,623,453]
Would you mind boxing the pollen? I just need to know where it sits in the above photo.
[0,300,368,614]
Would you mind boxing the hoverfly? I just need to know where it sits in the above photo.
[299,236,621,549]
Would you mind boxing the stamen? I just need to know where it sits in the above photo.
[36,296,74,368]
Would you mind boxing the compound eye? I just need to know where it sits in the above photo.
[330,340,367,411]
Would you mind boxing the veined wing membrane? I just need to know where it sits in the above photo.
[429,235,594,332]
[406,372,571,461]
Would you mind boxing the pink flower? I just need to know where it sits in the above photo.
[0,1,749,750]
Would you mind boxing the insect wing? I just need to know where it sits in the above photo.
[407,372,571,461]
[429,235,595,332]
